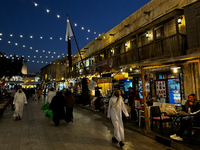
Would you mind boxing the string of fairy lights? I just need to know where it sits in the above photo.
[0,1,105,65]
[31,1,102,40]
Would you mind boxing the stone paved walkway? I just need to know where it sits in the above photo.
[0,96,174,150]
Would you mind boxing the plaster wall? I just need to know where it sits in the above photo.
[182,62,200,100]
[73,0,197,61]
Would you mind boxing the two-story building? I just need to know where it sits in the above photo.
[41,0,200,105]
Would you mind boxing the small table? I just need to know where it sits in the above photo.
[166,113,187,134]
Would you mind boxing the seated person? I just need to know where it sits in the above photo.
[155,95,160,102]
[185,94,199,113]
[170,95,200,141]
[146,94,154,106]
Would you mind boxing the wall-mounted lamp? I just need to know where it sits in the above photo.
[130,68,132,71]
[178,16,183,24]
[146,32,150,38]
[125,43,128,47]
[121,68,123,72]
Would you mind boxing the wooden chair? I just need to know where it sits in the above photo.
[150,106,172,134]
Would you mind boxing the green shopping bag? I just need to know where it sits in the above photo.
[41,102,49,110]
[45,109,53,118]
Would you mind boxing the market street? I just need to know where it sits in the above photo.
[0,97,174,150]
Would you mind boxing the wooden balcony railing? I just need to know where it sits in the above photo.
[65,34,187,77]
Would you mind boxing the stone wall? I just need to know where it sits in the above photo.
[182,62,200,100]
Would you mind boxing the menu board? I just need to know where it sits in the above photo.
[156,81,166,98]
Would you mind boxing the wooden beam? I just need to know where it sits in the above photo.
[141,67,149,131]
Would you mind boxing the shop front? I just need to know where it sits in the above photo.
[148,66,184,106]
[129,68,150,99]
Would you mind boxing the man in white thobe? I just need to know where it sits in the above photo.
[107,90,129,147]
[46,88,56,104]
[13,89,27,121]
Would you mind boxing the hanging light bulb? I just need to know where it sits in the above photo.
[20,35,23,38]
[32,60,34,62]
[34,56,36,58]
[36,50,38,52]
[40,56,42,58]
[28,56,30,58]
[8,41,11,43]
[43,50,45,52]
[0,38,2,40]
[82,27,84,30]
[46,9,50,13]
[87,38,89,40]
[94,32,96,34]
[34,2,38,6]
[46,62,48,64]
[88,29,90,32]
[46,56,48,58]
[99,34,101,36]
[16,55,18,57]
[10,34,13,37]
[28,60,30,61]
[40,36,43,39]
[10,55,12,57]
[51,56,54,58]
[60,38,62,40]
[41,61,43,63]
[23,45,25,47]
[54,52,56,54]
[30,47,32,49]
[50,37,52,39]
[57,15,60,18]
[48,51,50,53]
[37,61,39,63]
[15,43,18,45]
[0,33,2,36]
[62,53,64,55]
[74,23,77,26]
[30,36,33,38]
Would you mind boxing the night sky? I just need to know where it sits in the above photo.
[0,0,151,72]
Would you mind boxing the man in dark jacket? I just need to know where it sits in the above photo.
[184,94,199,113]
[64,91,75,123]
[49,91,65,126]
[128,87,137,121]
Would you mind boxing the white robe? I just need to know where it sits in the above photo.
[13,91,27,117]
[107,96,129,142]
[46,91,56,104]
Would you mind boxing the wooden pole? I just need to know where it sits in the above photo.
[141,67,149,130]
[67,14,87,76]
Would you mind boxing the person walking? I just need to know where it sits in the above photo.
[33,88,37,101]
[64,90,75,123]
[13,89,27,121]
[128,87,137,121]
[46,88,56,104]
[37,88,42,100]
[49,91,65,126]
[107,90,129,147]
[11,87,16,110]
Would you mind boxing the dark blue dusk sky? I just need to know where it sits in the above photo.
[0,0,151,72]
